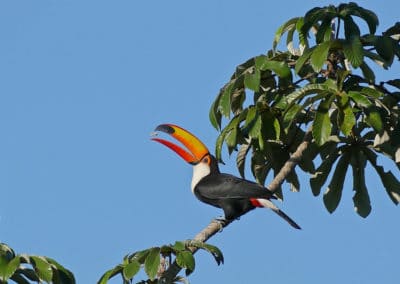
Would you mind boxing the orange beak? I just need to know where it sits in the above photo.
[151,124,209,165]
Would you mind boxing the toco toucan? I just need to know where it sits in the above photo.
[152,123,301,229]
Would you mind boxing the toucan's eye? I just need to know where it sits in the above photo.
[203,157,209,164]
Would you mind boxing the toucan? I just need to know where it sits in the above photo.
[152,123,301,229]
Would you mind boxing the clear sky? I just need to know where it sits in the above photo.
[1,1,399,283]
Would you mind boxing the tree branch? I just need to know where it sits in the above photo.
[159,127,313,283]
[268,127,313,193]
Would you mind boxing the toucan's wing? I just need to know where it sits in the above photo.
[195,173,275,200]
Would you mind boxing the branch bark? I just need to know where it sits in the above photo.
[159,127,313,283]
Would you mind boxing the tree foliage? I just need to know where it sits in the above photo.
[0,243,75,284]
[4,3,400,284]
[98,240,223,284]
[210,2,400,217]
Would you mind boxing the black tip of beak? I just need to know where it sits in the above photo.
[155,124,175,134]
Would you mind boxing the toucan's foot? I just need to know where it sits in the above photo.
[213,217,227,232]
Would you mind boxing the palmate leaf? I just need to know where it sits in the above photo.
[0,255,20,282]
[144,247,161,280]
[310,146,340,196]
[0,246,76,284]
[98,266,121,284]
[219,82,234,118]
[365,105,383,133]
[244,69,260,91]
[313,95,334,146]
[342,37,363,68]
[338,2,378,34]
[186,241,224,266]
[255,56,292,79]
[315,17,333,44]
[273,17,300,51]
[350,149,371,217]
[359,61,376,83]
[375,35,395,65]
[363,148,400,204]
[347,91,372,108]
[310,41,331,72]
[343,15,361,39]
[323,150,351,213]
[176,251,195,276]
[337,93,356,136]
[30,256,54,283]
[209,98,222,130]
[386,79,400,89]
[294,47,315,74]
[301,5,337,38]
[122,261,140,282]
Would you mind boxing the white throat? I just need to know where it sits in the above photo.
[191,163,211,193]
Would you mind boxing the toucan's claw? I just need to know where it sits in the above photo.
[213,217,228,231]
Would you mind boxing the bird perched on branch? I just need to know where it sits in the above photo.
[152,123,301,229]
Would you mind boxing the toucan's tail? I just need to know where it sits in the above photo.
[255,198,301,230]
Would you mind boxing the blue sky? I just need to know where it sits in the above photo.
[1,1,399,283]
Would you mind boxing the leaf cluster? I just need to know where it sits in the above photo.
[98,240,223,284]
[0,243,75,284]
[209,2,400,216]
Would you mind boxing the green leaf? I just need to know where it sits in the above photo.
[337,93,356,136]
[247,113,262,139]
[375,36,394,64]
[294,137,317,174]
[219,83,234,118]
[0,256,19,282]
[350,150,371,217]
[17,267,40,282]
[255,57,291,79]
[209,98,222,130]
[122,260,140,281]
[173,241,186,251]
[283,104,302,130]
[286,21,301,55]
[30,256,53,283]
[343,15,360,39]
[295,47,315,74]
[236,142,251,178]
[45,257,76,284]
[176,251,195,276]
[144,247,160,280]
[287,169,300,192]
[310,41,331,72]
[244,70,260,91]
[323,151,351,213]
[230,88,246,115]
[273,17,299,50]
[365,106,383,133]
[310,146,340,196]
[359,61,375,83]
[260,111,279,140]
[339,2,378,34]
[386,79,400,89]
[315,17,333,44]
[348,91,372,108]
[313,95,334,146]
[363,148,400,204]
[215,113,243,161]
[342,37,363,68]
[196,242,224,266]
[363,49,388,69]
[98,268,118,284]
